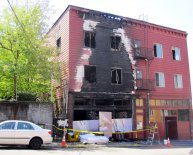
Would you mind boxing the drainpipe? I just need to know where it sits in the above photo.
[146,92,150,126]
[132,97,136,131]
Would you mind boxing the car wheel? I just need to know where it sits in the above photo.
[29,138,42,149]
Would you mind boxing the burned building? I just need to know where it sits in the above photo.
[47,5,192,140]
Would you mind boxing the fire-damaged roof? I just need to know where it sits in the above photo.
[49,5,187,37]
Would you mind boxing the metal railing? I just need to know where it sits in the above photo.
[135,79,155,90]
[133,47,154,60]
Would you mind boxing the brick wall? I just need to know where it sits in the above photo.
[124,22,191,99]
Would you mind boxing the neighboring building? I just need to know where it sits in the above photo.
[47,5,192,140]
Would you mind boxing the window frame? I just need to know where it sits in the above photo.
[56,37,61,49]
[134,40,141,48]
[155,72,165,87]
[136,70,143,79]
[154,43,163,58]
[111,67,122,85]
[0,122,16,130]
[17,122,34,130]
[172,47,181,61]
[174,74,183,89]
[133,40,141,56]
[111,36,121,51]
[178,109,189,121]
[56,37,61,55]
[84,31,96,48]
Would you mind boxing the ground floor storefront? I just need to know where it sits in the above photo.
[67,92,134,124]
[135,98,192,140]
[54,91,192,141]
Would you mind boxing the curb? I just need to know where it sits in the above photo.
[46,141,193,149]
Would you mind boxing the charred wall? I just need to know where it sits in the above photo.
[67,9,135,122]
[80,11,134,93]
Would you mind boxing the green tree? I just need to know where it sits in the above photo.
[0,0,57,101]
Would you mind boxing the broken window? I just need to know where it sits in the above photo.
[134,40,141,56]
[84,65,96,83]
[115,111,128,118]
[111,68,122,84]
[154,43,163,58]
[178,110,189,121]
[111,36,121,50]
[95,99,113,106]
[174,74,183,88]
[56,37,61,49]
[134,40,141,48]
[74,99,86,105]
[56,37,61,55]
[74,110,87,121]
[172,47,181,60]
[155,72,165,87]
[84,31,96,48]
[136,70,143,79]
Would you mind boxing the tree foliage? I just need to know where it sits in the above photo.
[0,0,58,101]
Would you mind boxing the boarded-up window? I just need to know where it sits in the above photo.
[111,68,122,84]
[84,32,96,48]
[84,65,96,83]
[136,99,143,106]
[136,115,143,129]
[111,36,121,50]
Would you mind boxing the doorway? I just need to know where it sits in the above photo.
[165,117,178,140]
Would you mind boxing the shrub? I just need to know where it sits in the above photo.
[17,92,37,101]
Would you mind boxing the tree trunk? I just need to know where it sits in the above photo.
[14,73,17,101]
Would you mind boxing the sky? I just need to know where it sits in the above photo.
[1,0,193,96]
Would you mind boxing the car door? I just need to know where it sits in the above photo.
[0,121,16,144]
[15,122,34,145]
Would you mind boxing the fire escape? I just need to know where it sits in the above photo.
[133,46,154,92]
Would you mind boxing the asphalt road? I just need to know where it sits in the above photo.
[0,145,193,155]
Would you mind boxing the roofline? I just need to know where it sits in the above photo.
[48,5,187,36]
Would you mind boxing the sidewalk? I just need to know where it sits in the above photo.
[48,140,193,149]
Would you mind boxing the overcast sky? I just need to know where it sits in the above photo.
[1,0,193,95]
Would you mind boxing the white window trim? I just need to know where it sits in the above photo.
[172,47,181,61]
[155,72,165,87]
[174,74,183,88]
[154,43,163,58]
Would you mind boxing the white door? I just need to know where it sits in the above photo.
[14,122,34,145]
[0,122,16,144]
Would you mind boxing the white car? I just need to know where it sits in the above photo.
[0,120,52,149]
